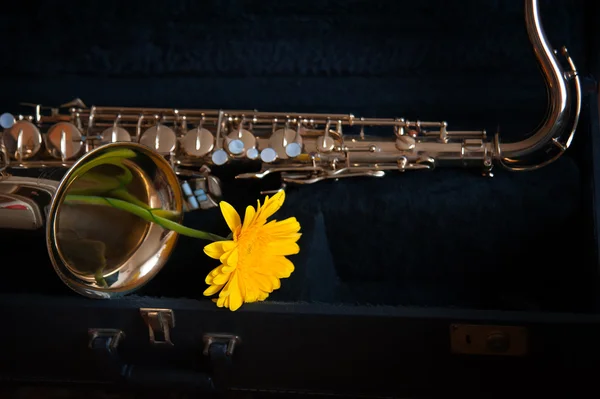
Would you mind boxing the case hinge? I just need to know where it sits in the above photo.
[450,323,528,356]
[140,308,175,346]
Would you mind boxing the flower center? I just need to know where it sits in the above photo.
[236,227,265,270]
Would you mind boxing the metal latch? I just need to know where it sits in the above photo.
[140,308,175,346]
[203,333,241,356]
[88,328,125,353]
[450,323,528,356]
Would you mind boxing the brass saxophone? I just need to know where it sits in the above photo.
[0,0,581,298]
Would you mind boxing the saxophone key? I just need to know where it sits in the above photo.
[100,126,131,144]
[0,112,15,129]
[316,119,335,153]
[193,188,207,202]
[316,136,335,153]
[286,122,304,158]
[228,139,244,154]
[286,142,302,158]
[395,135,416,151]
[192,177,221,210]
[181,181,200,211]
[202,174,222,199]
[181,180,193,196]
[226,128,256,156]
[2,120,42,160]
[211,149,229,166]
[246,148,259,160]
[260,148,278,163]
[139,123,178,155]
[270,128,298,159]
[45,122,84,161]
[181,127,214,157]
[187,195,200,210]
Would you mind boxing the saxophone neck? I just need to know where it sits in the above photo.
[495,0,581,170]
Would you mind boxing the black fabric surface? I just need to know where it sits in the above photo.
[0,0,597,313]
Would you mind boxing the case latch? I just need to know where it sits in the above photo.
[88,328,125,353]
[450,323,528,356]
[88,328,127,379]
[140,308,175,346]
[202,333,241,356]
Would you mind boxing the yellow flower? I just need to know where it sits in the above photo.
[203,190,301,311]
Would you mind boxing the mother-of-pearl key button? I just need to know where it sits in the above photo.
[181,127,214,157]
[260,148,278,163]
[212,149,229,165]
[100,126,131,144]
[285,142,302,158]
[2,120,42,160]
[227,129,256,156]
[246,148,259,160]
[228,139,245,155]
[269,128,297,160]
[0,113,15,129]
[46,122,84,160]
[139,124,177,155]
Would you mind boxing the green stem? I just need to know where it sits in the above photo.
[65,195,228,242]
[107,188,151,210]
[94,267,108,288]
[67,149,137,186]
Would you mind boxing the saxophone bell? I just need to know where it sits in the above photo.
[0,142,185,299]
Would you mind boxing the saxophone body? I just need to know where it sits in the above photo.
[0,0,582,298]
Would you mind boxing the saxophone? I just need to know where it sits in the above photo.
[0,0,581,298]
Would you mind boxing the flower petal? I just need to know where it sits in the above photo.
[228,273,244,311]
[220,247,239,268]
[205,264,225,284]
[255,190,285,223]
[222,264,236,273]
[203,284,224,296]
[262,217,301,237]
[244,285,260,303]
[242,205,256,231]
[248,273,275,293]
[204,241,229,259]
[216,295,226,308]
[220,201,241,233]
[269,275,281,290]
[264,257,295,278]
[266,241,300,256]
[213,271,231,285]
[258,291,269,301]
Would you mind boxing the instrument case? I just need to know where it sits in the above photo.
[0,0,599,397]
